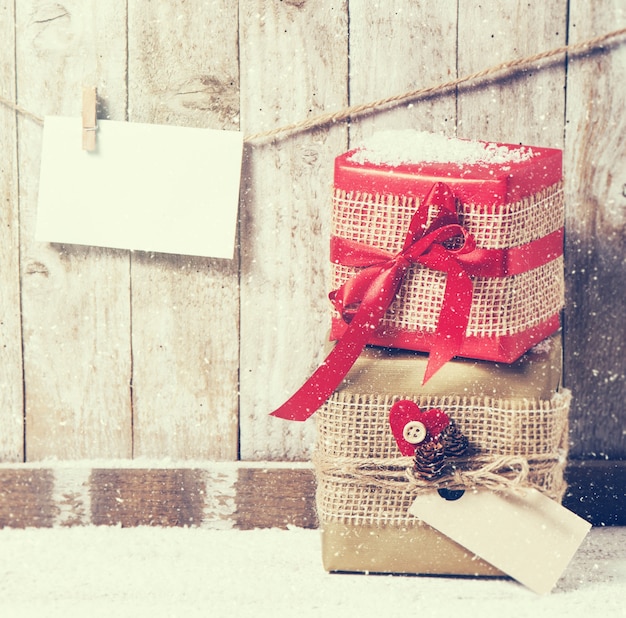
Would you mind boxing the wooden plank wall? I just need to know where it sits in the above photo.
[0,0,22,462]
[0,2,624,490]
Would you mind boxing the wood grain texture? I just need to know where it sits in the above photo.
[127,0,239,460]
[0,0,24,462]
[456,1,567,146]
[563,2,626,458]
[0,468,55,527]
[239,0,348,460]
[347,0,458,144]
[234,467,317,529]
[0,462,621,528]
[16,0,132,460]
[91,468,207,527]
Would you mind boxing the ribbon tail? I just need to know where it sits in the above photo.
[268,323,369,421]
[422,344,457,385]
[271,265,403,421]
[422,259,474,385]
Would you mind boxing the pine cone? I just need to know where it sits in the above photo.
[413,439,446,480]
[440,421,469,458]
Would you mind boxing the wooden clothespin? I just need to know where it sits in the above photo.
[82,86,97,151]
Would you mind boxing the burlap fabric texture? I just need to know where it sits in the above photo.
[331,182,564,339]
[315,389,571,527]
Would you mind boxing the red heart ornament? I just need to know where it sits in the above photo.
[389,400,451,456]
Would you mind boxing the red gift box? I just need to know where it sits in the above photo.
[270,135,564,422]
[330,140,564,371]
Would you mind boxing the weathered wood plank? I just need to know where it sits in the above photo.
[127,0,240,460]
[91,468,207,527]
[16,0,132,460]
[239,0,348,460]
[0,0,24,462]
[564,2,626,459]
[51,466,91,527]
[234,467,317,529]
[348,0,458,143]
[0,461,620,528]
[0,469,55,527]
[456,1,567,146]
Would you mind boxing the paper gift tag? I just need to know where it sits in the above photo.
[37,117,243,259]
[409,488,591,594]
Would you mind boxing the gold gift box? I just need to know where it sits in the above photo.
[319,333,564,576]
[322,521,503,576]
[337,333,562,400]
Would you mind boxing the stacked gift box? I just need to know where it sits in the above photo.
[271,130,573,579]
[316,336,570,575]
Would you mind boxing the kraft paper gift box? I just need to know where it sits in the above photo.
[315,333,570,575]
[329,132,564,381]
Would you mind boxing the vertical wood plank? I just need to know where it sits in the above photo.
[564,2,626,458]
[456,1,567,147]
[0,0,24,462]
[16,0,132,460]
[239,0,348,460]
[348,0,458,144]
[127,0,239,460]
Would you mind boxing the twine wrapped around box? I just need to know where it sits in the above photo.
[315,389,570,527]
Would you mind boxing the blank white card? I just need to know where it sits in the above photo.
[37,117,244,259]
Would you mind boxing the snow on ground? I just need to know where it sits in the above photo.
[0,526,624,618]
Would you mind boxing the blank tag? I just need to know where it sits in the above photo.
[37,117,243,259]
[409,488,591,594]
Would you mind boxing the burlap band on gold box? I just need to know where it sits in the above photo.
[316,386,570,574]
[315,389,570,528]
[331,182,564,337]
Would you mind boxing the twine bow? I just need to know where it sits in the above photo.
[314,453,567,502]
[406,454,534,493]
[271,182,478,421]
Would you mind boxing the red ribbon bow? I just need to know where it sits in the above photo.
[270,182,479,422]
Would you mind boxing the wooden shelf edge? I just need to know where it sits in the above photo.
[0,460,623,529]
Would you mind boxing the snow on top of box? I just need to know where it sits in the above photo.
[348,130,535,167]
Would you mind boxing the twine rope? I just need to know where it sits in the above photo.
[245,26,626,142]
[1,27,624,139]
[0,95,44,124]
[314,451,567,499]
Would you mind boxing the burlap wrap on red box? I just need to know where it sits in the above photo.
[329,179,564,364]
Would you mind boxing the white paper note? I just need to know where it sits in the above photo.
[36,117,243,259]
[409,488,591,594]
